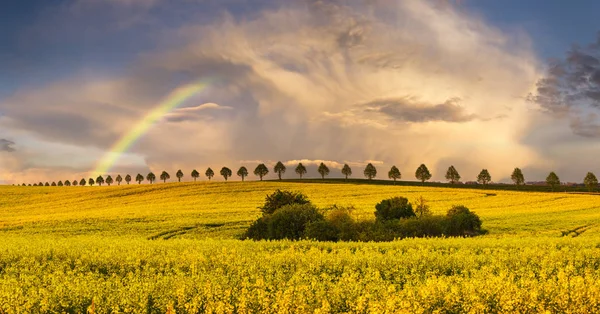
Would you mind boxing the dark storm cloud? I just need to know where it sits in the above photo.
[362,98,477,123]
[0,139,15,152]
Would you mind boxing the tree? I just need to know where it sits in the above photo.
[295,163,307,179]
[160,171,170,183]
[33,183,38,186]
[147,172,156,184]
[317,163,329,179]
[72,180,78,186]
[341,164,352,180]
[45,182,50,186]
[116,175,123,185]
[88,178,94,186]
[38,182,43,186]
[80,178,86,186]
[414,196,432,218]
[477,169,491,186]
[254,164,269,181]
[445,166,461,184]
[511,168,525,187]
[237,166,248,181]
[136,174,144,184]
[191,169,200,182]
[364,163,377,180]
[205,168,215,180]
[96,176,105,186]
[388,165,401,183]
[546,172,560,191]
[274,161,286,180]
[176,169,184,182]
[57,181,63,187]
[105,175,113,186]
[125,174,131,185]
[220,167,232,181]
[415,164,432,183]
[375,197,415,222]
[64,180,71,187]
[584,172,598,192]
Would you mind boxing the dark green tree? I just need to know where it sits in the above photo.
[80,178,86,186]
[38,182,43,186]
[45,182,50,186]
[546,172,560,191]
[160,171,170,183]
[237,166,248,181]
[176,169,184,182]
[511,168,525,187]
[220,167,232,181]
[477,169,491,186]
[415,164,432,183]
[147,172,156,184]
[254,164,269,181]
[125,174,132,185]
[96,176,105,186]
[205,168,215,180]
[341,164,352,180]
[274,161,286,180]
[88,178,94,186]
[57,181,63,187]
[295,163,307,179]
[445,166,461,184]
[64,180,71,187]
[191,169,200,182]
[72,180,78,186]
[116,174,123,185]
[364,163,377,180]
[136,174,144,184]
[105,175,113,186]
[388,165,401,184]
[584,172,598,192]
[317,163,330,179]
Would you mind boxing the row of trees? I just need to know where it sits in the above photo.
[16,162,600,191]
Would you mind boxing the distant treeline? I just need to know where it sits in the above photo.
[12,162,600,192]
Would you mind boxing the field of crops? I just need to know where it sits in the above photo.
[2,181,600,313]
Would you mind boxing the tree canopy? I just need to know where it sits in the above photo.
[274,161,286,180]
[136,174,144,184]
[125,174,131,184]
[341,164,352,180]
[160,171,170,183]
[546,172,560,191]
[176,169,184,182]
[388,166,401,183]
[105,175,113,186]
[116,175,123,185]
[584,172,598,192]
[254,164,269,181]
[146,172,156,184]
[511,168,525,187]
[415,164,432,183]
[191,169,200,182]
[445,166,460,184]
[477,169,491,186]
[96,176,104,186]
[205,168,215,180]
[317,163,329,179]
[220,167,232,181]
[364,163,377,180]
[237,167,248,181]
[295,163,307,179]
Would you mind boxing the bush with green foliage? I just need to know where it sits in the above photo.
[260,189,311,215]
[445,205,483,236]
[374,197,415,222]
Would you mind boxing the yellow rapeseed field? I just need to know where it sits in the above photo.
[1,181,600,313]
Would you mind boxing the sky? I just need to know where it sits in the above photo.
[1,0,600,184]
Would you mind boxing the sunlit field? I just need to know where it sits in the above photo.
[2,181,600,312]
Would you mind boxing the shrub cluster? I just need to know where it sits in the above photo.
[244,190,485,241]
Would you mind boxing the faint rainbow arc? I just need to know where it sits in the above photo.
[93,82,209,176]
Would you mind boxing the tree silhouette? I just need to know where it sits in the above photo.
[445,166,461,184]
[511,168,525,187]
[64,180,71,187]
[237,166,248,181]
[176,169,184,182]
[341,164,352,180]
[191,169,200,182]
[45,182,50,186]
[254,164,269,181]
[317,163,329,179]
[72,180,78,186]
[51,182,57,186]
[105,175,113,186]
[160,171,170,183]
[220,167,232,181]
[125,174,131,185]
[38,182,43,186]
[116,175,123,185]
[33,183,38,186]
[477,169,491,186]
[88,178,94,186]
[136,174,144,184]
[205,168,215,180]
[295,163,307,179]
[364,163,377,180]
[80,178,86,186]
[147,172,156,184]
[584,172,598,192]
[546,172,560,191]
[96,176,105,186]
[57,181,63,187]
[415,164,432,183]
[274,161,286,180]
[388,166,401,184]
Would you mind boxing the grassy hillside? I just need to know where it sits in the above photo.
[2,180,600,238]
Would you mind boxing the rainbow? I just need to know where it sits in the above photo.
[93,82,209,176]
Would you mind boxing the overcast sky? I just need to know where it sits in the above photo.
[1,0,600,184]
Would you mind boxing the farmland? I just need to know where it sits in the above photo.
[2,181,600,313]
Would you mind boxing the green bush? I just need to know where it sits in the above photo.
[268,204,324,240]
[305,220,340,241]
[260,190,311,215]
[305,206,358,241]
[374,197,415,222]
[244,217,270,240]
[445,205,482,236]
